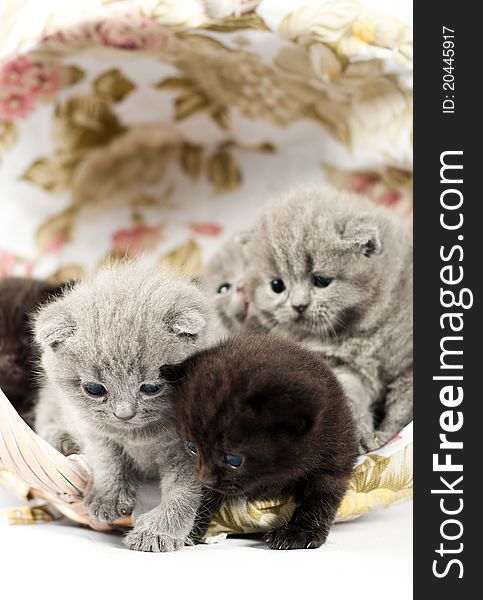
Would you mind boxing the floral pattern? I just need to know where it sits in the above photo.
[0,0,412,529]
[0,55,83,121]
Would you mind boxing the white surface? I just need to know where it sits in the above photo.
[0,486,412,600]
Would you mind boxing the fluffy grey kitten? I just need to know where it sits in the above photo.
[201,231,256,331]
[246,185,413,451]
[34,263,218,552]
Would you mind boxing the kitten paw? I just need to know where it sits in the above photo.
[125,530,185,553]
[359,430,389,452]
[85,488,135,524]
[263,526,326,550]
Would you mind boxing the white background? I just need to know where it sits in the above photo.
[0,486,412,600]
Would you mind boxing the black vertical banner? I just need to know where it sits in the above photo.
[414,2,481,597]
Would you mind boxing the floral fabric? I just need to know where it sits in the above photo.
[0,0,413,530]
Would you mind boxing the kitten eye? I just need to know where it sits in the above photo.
[217,282,231,294]
[83,382,107,397]
[223,454,245,469]
[270,279,286,294]
[140,383,161,395]
[186,441,198,455]
[312,275,333,288]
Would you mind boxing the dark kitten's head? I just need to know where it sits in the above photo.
[169,332,357,497]
[0,277,64,404]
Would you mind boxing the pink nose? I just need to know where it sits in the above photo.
[113,409,136,422]
[236,285,245,294]
[292,304,308,314]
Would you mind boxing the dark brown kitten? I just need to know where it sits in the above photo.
[167,331,358,550]
[0,277,64,423]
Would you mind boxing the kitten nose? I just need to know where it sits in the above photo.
[199,466,218,489]
[236,284,245,294]
[292,304,308,314]
[113,408,136,422]
[199,475,219,489]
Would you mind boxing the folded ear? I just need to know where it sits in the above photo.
[35,301,76,350]
[159,358,193,385]
[339,216,382,257]
[169,310,207,337]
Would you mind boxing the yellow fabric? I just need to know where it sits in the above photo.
[206,443,413,536]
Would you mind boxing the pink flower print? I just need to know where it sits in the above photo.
[0,55,68,120]
[112,224,162,257]
[190,223,223,236]
[351,173,377,194]
[96,17,177,51]
[0,91,34,119]
[378,190,402,207]
[44,233,68,254]
[0,56,34,88]
[29,68,64,99]
[0,250,16,277]
[97,18,151,50]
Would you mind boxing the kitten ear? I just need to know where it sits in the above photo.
[275,412,315,436]
[169,310,207,337]
[159,359,192,385]
[234,230,251,259]
[35,302,76,350]
[339,216,382,257]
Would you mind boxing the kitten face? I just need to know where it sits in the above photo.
[180,406,311,496]
[34,264,215,436]
[172,332,350,497]
[0,278,61,402]
[246,186,397,339]
[201,232,251,329]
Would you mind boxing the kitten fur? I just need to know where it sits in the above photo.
[34,263,219,552]
[245,184,413,451]
[170,331,358,550]
[201,231,255,331]
[0,277,63,425]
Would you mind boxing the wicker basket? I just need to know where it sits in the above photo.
[0,0,413,535]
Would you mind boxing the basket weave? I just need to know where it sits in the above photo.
[0,386,412,532]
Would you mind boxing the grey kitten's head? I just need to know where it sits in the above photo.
[246,185,409,338]
[201,231,251,329]
[34,263,215,435]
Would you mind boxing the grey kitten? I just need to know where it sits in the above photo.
[246,184,413,451]
[33,263,218,552]
[201,231,256,331]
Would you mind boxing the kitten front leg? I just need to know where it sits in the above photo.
[186,488,224,545]
[125,458,202,552]
[34,390,79,455]
[334,367,378,452]
[84,437,136,524]
[264,472,348,550]
[375,370,413,445]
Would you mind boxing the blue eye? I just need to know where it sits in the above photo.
[83,382,107,397]
[186,441,198,455]
[312,275,333,288]
[224,454,244,469]
[270,279,286,294]
[140,383,161,394]
[217,283,231,294]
